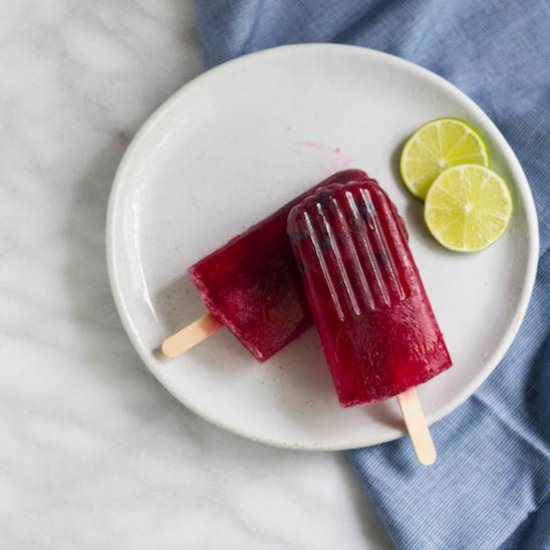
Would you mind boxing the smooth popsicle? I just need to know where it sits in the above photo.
[162,169,373,360]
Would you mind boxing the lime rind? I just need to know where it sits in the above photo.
[444,117,490,168]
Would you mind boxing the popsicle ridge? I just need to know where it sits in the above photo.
[289,181,410,314]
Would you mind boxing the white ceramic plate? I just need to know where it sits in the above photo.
[107,44,538,450]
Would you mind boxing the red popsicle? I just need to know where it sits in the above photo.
[162,170,373,360]
[288,180,452,404]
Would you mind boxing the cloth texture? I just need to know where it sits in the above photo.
[195,1,550,548]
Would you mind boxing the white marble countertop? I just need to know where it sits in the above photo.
[2,2,392,548]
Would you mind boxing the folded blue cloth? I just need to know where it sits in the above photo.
[195,1,550,548]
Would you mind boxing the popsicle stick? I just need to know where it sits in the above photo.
[397,388,437,465]
[161,313,222,358]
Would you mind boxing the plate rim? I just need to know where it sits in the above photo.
[106,43,539,451]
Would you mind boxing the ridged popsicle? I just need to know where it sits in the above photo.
[288,180,452,404]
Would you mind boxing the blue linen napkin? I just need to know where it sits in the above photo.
[195,1,550,548]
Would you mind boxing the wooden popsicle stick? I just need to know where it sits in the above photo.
[397,388,437,466]
[161,313,222,358]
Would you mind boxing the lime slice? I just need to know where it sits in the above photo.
[400,118,489,199]
[424,165,512,252]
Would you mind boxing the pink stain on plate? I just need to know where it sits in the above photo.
[296,141,355,169]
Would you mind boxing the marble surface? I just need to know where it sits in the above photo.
[1,2,391,548]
